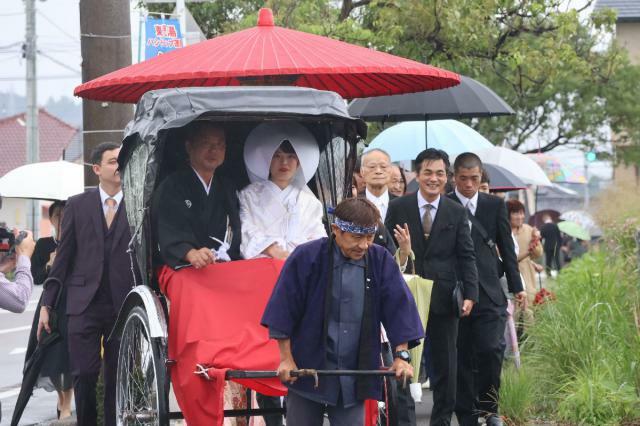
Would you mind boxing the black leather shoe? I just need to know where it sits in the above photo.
[486,415,504,426]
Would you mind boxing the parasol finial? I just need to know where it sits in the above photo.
[257,8,274,27]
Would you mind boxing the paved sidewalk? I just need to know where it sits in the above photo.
[34,389,458,425]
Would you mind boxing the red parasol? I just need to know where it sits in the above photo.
[74,8,459,103]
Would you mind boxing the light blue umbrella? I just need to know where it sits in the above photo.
[366,120,494,162]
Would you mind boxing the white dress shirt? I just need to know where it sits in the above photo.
[454,188,478,216]
[365,188,390,220]
[417,191,439,223]
[99,185,123,215]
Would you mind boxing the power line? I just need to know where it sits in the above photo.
[36,50,81,75]
[0,12,24,17]
[0,42,23,50]
[36,10,80,44]
[0,75,79,82]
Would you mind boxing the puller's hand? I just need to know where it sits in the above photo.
[277,357,298,384]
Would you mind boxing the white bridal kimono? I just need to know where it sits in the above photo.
[239,181,326,259]
[240,121,326,259]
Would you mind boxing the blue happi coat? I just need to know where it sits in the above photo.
[261,237,424,401]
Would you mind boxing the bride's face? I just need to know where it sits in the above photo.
[270,147,299,185]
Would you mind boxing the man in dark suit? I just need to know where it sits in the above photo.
[39,142,135,426]
[449,153,527,426]
[359,149,397,254]
[386,148,479,426]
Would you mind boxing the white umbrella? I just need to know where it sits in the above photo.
[0,161,85,201]
[476,147,552,186]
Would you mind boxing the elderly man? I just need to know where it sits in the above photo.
[360,149,394,220]
[154,121,242,268]
[358,149,398,254]
[261,197,424,426]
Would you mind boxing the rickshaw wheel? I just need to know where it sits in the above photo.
[378,344,399,426]
[116,306,169,426]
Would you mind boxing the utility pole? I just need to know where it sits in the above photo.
[79,0,133,186]
[176,0,187,47]
[25,0,39,237]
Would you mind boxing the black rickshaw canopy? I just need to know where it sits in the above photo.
[119,86,366,286]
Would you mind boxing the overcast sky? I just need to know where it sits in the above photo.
[0,0,148,105]
[1,0,82,103]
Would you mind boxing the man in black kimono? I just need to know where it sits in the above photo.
[154,121,241,268]
[262,198,424,426]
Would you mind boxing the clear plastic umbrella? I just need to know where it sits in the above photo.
[366,120,494,161]
[560,210,601,236]
[477,147,552,186]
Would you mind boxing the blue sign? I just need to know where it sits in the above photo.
[145,18,183,60]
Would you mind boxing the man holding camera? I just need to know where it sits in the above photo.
[0,230,36,313]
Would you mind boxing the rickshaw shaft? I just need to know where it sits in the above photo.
[223,369,397,379]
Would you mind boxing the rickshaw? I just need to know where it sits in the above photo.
[110,86,401,425]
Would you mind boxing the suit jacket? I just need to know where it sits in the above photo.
[42,188,135,316]
[31,236,57,285]
[358,189,397,254]
[385,193,479,315]
[447,192,523,306]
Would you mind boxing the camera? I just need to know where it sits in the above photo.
[0,227,27,254]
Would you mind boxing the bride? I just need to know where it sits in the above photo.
[239,121,327,260]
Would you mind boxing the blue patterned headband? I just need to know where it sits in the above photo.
[334,217,378,235]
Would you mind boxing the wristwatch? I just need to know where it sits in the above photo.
[394,350,411,363]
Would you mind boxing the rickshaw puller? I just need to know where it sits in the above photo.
[261,198,424,425]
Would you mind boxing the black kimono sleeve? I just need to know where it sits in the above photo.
[153,175,201,268]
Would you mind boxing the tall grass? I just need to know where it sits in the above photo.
[501,232,640,425]
[499,179,640,424]
[500,365,536,425]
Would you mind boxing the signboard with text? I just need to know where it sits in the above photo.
[145,18,183,60]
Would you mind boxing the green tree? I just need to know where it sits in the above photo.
[144,0,640,160]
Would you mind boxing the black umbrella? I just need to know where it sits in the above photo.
[484,163,526,191]
[349,75,514,122]
[10,297,62,426]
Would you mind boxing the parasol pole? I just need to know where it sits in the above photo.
[424,119,428,149]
